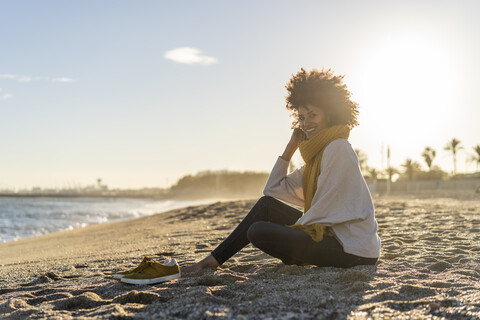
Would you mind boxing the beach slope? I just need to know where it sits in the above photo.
[1,198,479,319]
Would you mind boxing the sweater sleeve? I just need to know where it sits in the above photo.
[263,156,305,207]
[295,139,373,226]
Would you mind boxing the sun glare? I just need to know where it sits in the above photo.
[357,37,457,143]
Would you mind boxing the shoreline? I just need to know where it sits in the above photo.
[0,197,233,244]
[1,197,479,319]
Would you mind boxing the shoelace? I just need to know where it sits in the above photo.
[134,261,154,273]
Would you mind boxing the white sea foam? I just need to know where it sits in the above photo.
[0,197,212,243]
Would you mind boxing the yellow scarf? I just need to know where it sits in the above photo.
[288,125,350,242]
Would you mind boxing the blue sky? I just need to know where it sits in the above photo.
[1,1,479,189]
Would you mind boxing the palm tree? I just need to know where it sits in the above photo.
[401,158,421,181]
[367,167,378,180]
[354,149,368,173]
[385,166,398,183]
[421,147,436,171]
[472,145,480,171]
[444,138,463,175]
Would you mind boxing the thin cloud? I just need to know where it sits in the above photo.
[0,74,16,80]
[52,77,73,83]
[0,88,13,100]
[164,47,217,65]
[18,76,36,82]
[0,74,74,83]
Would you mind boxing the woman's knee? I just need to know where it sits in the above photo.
[249,196,276,219]
[247,221,267,244]
[257,195,276,207]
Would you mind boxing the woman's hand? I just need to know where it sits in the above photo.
[281,128,306,161]
[289,128,306,147]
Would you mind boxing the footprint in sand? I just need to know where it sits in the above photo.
[27,292,73,306]
[52,292,108,311]
[20,272,61,287]
[428,261,452,272]
[195,273,247,286]
[112,290,168,304]
[229,264,257,273]
[0,298,30,314]
[367,284,436,303]
[397,284,437,298]
[155,251,175,257]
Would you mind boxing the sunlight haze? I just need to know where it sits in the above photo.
[1,0,479,189]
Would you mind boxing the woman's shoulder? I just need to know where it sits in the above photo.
[324,138,353,154]
[323,138,358,164]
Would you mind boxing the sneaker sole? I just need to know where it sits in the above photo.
[120,273,181,285]
[113,274,125,279]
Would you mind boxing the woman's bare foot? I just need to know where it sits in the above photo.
[182,254,220,276]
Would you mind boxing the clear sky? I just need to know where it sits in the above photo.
[1,0,479,189]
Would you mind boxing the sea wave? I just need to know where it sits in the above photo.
[0,197,212,243]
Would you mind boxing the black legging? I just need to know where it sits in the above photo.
[211,196,377,268]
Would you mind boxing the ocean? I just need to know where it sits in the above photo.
[0,197,212,243]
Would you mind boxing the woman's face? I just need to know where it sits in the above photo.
[298,104,330,139]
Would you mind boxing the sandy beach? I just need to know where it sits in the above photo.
[1,196,479,319]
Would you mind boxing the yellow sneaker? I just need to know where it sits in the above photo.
[120,258,181,285]
[113,256,153,279]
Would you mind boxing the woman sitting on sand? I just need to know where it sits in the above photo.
[183,68,381,274]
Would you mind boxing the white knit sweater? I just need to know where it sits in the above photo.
[263,139,381,258]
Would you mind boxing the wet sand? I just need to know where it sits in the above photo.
[1,196,479,319]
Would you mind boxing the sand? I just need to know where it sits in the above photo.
[1,196,479,319]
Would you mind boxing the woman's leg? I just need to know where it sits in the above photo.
[210,196,303,265]
[182,196,302,273]
[247,222,377,268]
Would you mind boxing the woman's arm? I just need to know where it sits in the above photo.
[281,128,305,161]
[263,129,306,207]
